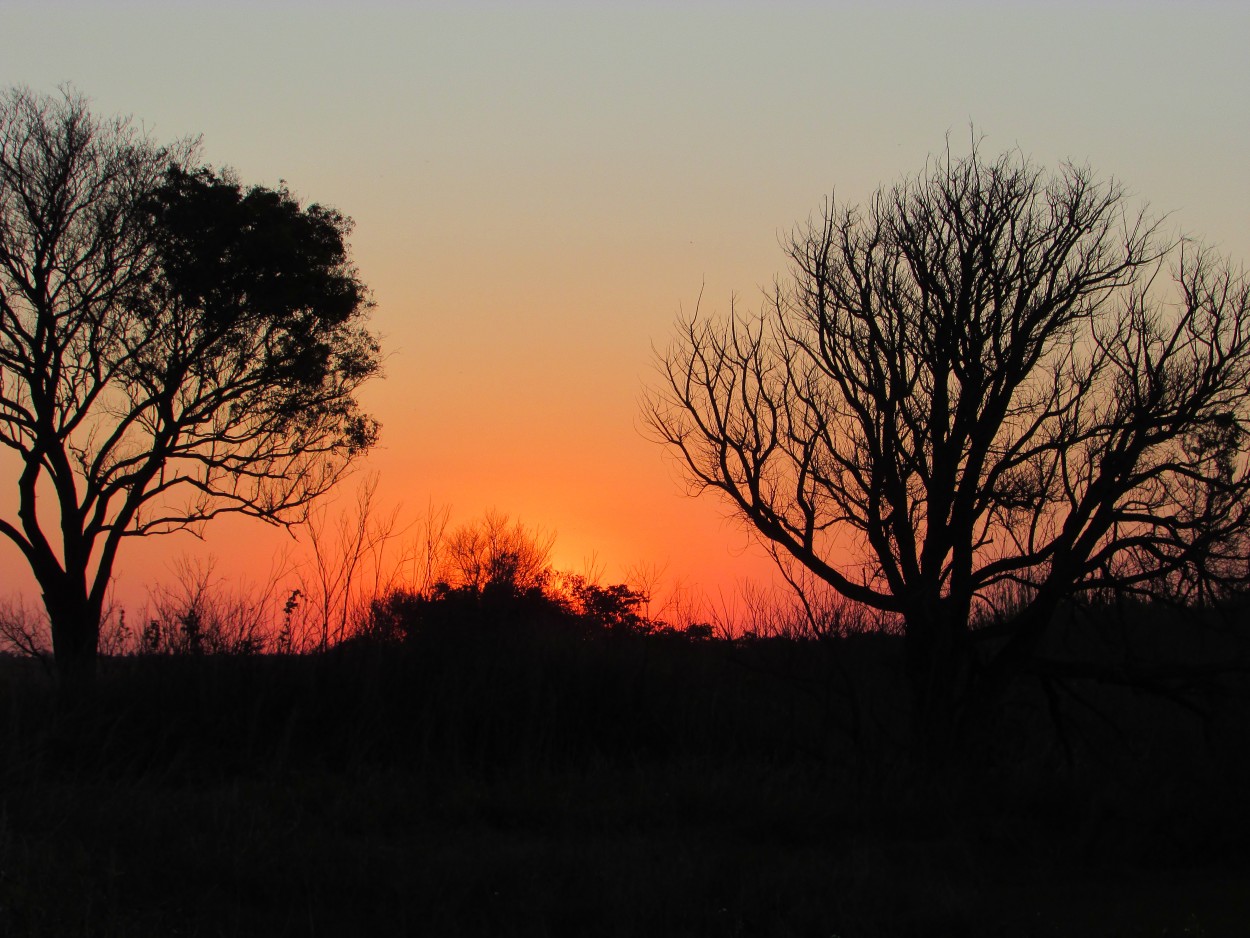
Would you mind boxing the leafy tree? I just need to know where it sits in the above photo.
[0,87,379,682]
[645,141,1250,737]
[366,515,662,644]
[562,578,650,632]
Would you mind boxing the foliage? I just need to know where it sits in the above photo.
[0,87,379,679]
[364,513,703,644]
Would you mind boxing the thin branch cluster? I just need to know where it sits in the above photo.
[646,144,1250,639]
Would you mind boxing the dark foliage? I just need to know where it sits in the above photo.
[1,595,1248,936]
[369,573,659,647]
[0,87,379,682]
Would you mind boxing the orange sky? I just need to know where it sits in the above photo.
[2,4,1248,622]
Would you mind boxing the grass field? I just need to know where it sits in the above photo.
[1,610,1248,936]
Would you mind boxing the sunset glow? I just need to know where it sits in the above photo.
[2,3,1248,617]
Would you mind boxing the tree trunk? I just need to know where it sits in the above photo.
[970,586,1065,715]
[903,598,973,762]
[45,585,101,690]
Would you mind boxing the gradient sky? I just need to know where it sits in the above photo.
[2,2,1248,615]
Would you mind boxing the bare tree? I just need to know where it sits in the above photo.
[143,554,288,656]
[0,87,380,683]
[645,141,1250,735]
[441,510,555,595]
[0,595,51,662]
[404,499,452,597]
[297,475,407,651]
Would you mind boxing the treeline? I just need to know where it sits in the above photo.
[0,498,729,664]
[3,536,1249,934]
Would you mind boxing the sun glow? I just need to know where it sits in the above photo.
[0,4,1245,630]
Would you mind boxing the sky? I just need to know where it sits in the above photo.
[1,2,1248,616]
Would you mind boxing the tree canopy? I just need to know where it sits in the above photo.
[0,86,380,679]
[645,141,1250,729]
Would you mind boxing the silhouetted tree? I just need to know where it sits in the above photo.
[441,510,555,597]
[142,555,285,656]
[556,574,650,632]
[299,475,406,652]
[0,87,380,683]
[645,141,1250,739]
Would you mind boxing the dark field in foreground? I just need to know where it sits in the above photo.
[2,616,1249,937]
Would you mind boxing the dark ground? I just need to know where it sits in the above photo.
[1,613,1248,937]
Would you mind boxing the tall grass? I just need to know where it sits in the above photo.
[1,486,1248,934]
[1,593,1248,936]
